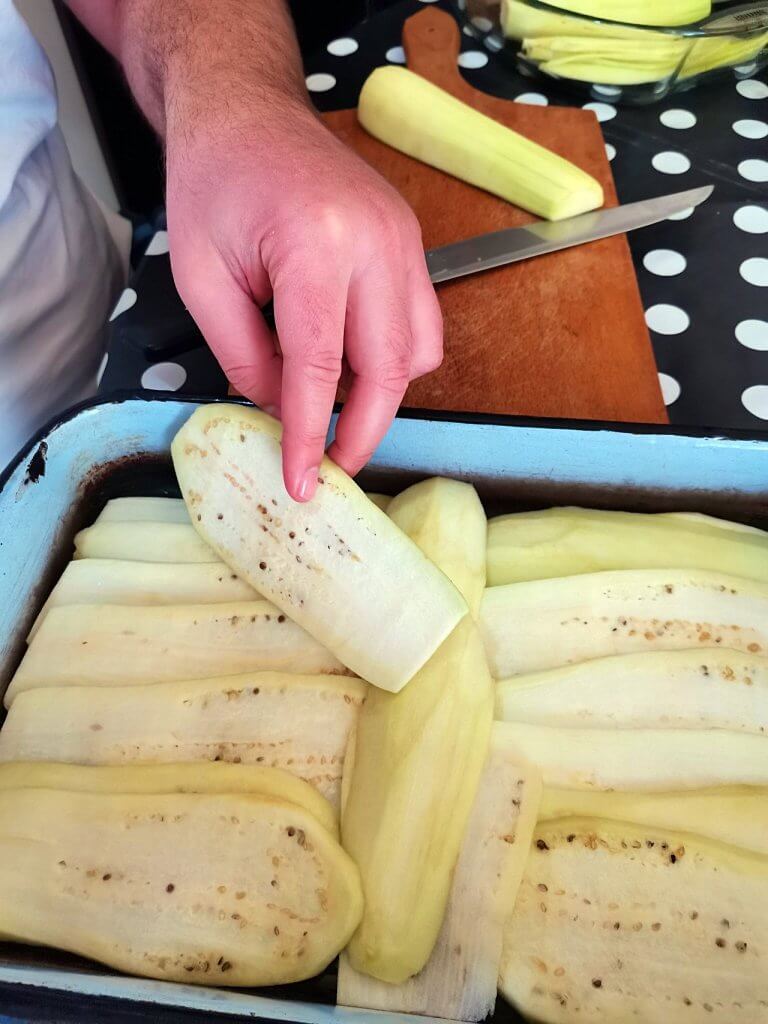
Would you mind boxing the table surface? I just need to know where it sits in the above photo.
[100,0,768,432]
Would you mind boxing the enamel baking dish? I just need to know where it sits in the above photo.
[0,394,766,1021]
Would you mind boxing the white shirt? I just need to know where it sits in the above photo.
[0,0,129,470]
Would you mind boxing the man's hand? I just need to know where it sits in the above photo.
[166,104,442,501]
[66,0,443,501]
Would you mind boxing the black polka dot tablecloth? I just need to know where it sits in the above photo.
[99,0,768,431]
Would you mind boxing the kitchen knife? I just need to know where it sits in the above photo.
[425,185,714,284]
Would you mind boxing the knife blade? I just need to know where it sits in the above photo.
[425,185,714,285]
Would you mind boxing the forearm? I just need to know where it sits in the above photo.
[68,0,311,139]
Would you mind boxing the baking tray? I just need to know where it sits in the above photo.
[0,393,766,1021]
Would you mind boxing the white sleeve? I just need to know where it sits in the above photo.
[0,0,130,470]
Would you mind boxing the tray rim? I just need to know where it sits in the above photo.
[4,389,768,495]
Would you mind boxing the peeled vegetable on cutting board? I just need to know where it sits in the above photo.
[357,65,603,221]
[1,402,767,1020]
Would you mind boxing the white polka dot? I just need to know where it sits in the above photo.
[418,0,440,3]
[458,50,489,69]
[645,304,690,335]
[305,73,336,93]
[605,143,616,161]
[515,92,548,105]
[109,287,137,321]
[742,385,768,420]
[652,151,691,175]
[658,372,681,406]
[733,205,768,234]
[386,45,406,63]
[736,319,768,351]
[327,37,358,56]
[592,84,622,97]
[660,108,697,130]
[667,206,694,221]
[738,159,768,183]
[740,257,768,287]
[462,25,474,36]
[733,118,768,139]
[735,63,758,76]
[485,34,503,51]
[96,351,109,387]
[145,230,169,256]
[643,249,687,277]
[141,362,187,392]
[457,0,466,7]
[582,101,616,122]
[736,79,768,99]
[471,15,494,31]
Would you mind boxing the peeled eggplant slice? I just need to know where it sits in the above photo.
[500,816,768,1023]
[338,725,542,1020]
[481,569,768,679]
[539,787,768,857]
[486,506,768,586]
[388,477,487,619]
[8,601,346,703]
[172,405,467,693]
[28,559,257,640]
[74,522,217,562]
[0,761,338,835]
[0,673,366,806]
[95,497,190,524]
[0,788,362,985]
[495,722,768,790]
[495,649,768,734]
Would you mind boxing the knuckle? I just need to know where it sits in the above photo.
[222,363,263,399]
[300,347,343,386]
[371,352,411,395]
[415,345,443,376]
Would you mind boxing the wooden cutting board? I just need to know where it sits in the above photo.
[322,7,667,424]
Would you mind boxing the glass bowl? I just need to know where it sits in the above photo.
[456,0,768,104]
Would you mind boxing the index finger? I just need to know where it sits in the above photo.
[273,276,348,502]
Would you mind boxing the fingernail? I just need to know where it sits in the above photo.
[296,466,319,502]
[263,404,280,419]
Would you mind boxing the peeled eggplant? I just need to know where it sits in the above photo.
[0,673,366,806]
[172,405,467,693]
[0,788,362,985]
[481,569,768,679]
[9,601,346,703]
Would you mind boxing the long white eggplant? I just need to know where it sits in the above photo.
[172,405,466,692]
